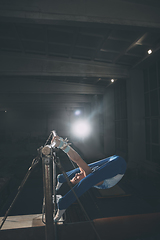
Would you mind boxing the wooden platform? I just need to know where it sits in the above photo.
[0,214,45,230]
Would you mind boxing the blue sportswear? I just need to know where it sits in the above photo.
[57,155,126,210]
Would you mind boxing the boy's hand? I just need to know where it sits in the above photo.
[51,136,61,147]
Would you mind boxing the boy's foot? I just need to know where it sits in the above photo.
[52,194,62,203]
[56,182,63,191]
[54,209,66,222]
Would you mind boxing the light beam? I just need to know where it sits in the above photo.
[71,120,91,138]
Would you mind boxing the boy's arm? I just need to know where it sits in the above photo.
[66,147,92,176]
[52,136,92,176]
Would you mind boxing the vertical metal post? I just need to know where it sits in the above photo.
[53,152,58,240]
[53,152,57,215]
[42,154,54,240]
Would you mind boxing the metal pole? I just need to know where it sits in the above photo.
[53,153,57,215]
[42,154,54,240]
[53,152,58,240]
[42,129,58,240]
[52,130,57,217]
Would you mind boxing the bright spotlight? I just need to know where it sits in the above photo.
[74,109,81,116]
[72,120,91,138]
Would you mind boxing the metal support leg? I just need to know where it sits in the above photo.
[53,153,58,240]
[53,153,57,216]
[42,155,54,240]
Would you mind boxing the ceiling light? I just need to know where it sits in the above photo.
[111,79,115,83]
[148,49,152,55]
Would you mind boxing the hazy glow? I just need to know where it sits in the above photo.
[75,109,81,116]
[72,120,91,137]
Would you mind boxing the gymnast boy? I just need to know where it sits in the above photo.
[51,135,126,222]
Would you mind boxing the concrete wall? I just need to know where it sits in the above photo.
[0,99,105,165]
[0,108,69,159]
[103,86,115,157]
[103,70,146,171]
[127,69,146,169]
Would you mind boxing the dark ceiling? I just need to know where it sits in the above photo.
[1,0,160,112]
[1,22,160,70]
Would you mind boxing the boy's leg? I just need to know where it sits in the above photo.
[56,167,80,190]
[55,156,126,221]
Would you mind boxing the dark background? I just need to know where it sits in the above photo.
[0,0,160,220]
